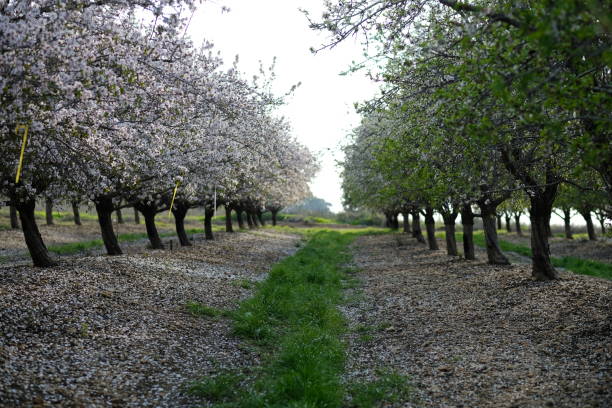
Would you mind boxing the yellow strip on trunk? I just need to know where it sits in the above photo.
[168,181,180,217]
[15,124,29,183]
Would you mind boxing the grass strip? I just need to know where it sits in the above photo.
[438,231,612,280]
[188,229,411,407]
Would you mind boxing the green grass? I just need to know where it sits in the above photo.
[188,229,410,407]
[347,369,413,408]
[438,230,612,280]
[185,301,227,318]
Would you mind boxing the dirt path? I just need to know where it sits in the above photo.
[0,231,299,407]
[343,234,611,408]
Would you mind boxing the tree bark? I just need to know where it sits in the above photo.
[139,206,164,249]
[515,214,523,236]
[10,205,19,229]
[441,211,458,256]
[411,210,426,243]
[134,207,140,224]
[257,209,265,226]
[424,207,439,250]
[245,211,255,229]
[204,206,215,240]
[271,209,278,226]
[562,209,573,239]
[479,204,510,265]
[505,214,512,232]
[236,209,245,229]
[580,210,597,241]
[392,213,399,230]
[172,202,191,246]
[95,197,122,255]
[116,208,124,224]
[496,214,502,230]
[71,201,81,226]
[529,195,559,280]
[402,212,411,234]
[461,205,475,260]
[384,212,392,228]
[45,198,54,225]
[16,198,57,267]
[225,205,234,233]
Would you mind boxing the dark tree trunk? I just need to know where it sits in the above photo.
[45,198,54,225]
[411,210,426,243]
[236,209,245,229]
[225,205,234,233]
[515,214,523,236]
[392,213,400,230]
[16,198,57,267]
[545,213,553,238]
[529,194,559,280]
[71,201,81,226]
[204,206,215,240]
[441,211,458,256]
[496,214,502,230]
[384,212,392,228]
[271,209,278,226]
[134,207,140,224]
[139,206,164,249]
[116,208,124,224]
[580,211,597,241]
[424,207,439,250]
[479,204,510,265]
[505,214,512,232]
[95,197,122,255]
[246,212,255,229]
[596,215,606,235]
[10,205,19,229]
[562,209,573,239]
[172,202,191,246]
[257,209,265,226]
[461,205,475,260]
[402,212,411,234]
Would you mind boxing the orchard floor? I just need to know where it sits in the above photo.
[0,230,299,407]
[343,233,611,407]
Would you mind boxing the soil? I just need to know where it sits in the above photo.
[343,233,611,407]
[0,230,299,407]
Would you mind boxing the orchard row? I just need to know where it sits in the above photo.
[309,0,611,280]
[1,1,318,266]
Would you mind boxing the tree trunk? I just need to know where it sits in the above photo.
[515,214,523,236]
[530,195,559,280]
[505,214,512,232]
[392,213,399,230]
[10,205,19,229]
[204,206,215,240]
[225,205,234,233]
[563,209,573,239]
[134,207,140,224]
[236,209,245,229]
[116,208,124,224]
[461,205,475,260]
[140,207,164,249]
[245,212,254,229]
[595,212,606,235]
[424,207,439,250]
[45,198,54,225]
[580,211,597,241]
[545,213,553,238]
[411,210,426,243]
[172,202,191,246]
[71,201,81,226]
[271,209,278,226]
[496,214,502,230]
[441,212,458,256]
[257,209,265,226]
[480,204,510,265]
[402,212,411,234]
[16,198,57,267]
[95,197,122,255]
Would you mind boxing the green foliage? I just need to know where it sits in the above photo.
[347,369,413,408]
[188,370,245,403]
[185,301,226,318]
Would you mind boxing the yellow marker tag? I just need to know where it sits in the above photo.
[168,181,180,217]
[15,124,29,183]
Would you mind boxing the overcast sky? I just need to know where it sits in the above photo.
[187,0,379,212]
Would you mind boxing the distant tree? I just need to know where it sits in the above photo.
[284,197,333,217]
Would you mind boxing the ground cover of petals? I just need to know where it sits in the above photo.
[343,233,611,408]
[0,230,299,407]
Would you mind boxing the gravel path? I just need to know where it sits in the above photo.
[0,230,299,407]
[343,233,611,408]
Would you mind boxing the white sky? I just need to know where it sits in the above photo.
[187,0,379,213]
